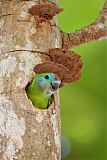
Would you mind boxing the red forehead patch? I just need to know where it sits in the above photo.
[54,74,60,80]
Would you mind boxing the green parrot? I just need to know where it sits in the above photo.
[26,73,61,109]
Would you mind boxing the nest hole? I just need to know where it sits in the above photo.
[25,79,54,110]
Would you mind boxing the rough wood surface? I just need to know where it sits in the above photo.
[28,4,63,20]
[34,49,82,85]
[61,0,107,49]
[0,0,61,159]
[0,0,106,159]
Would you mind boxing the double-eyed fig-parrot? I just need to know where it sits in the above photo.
[26,73,61,109]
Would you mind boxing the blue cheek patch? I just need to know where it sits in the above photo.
[38,81,41,88]
[37,77,49,88]
[37,77,43,88]
[37,73,56,88]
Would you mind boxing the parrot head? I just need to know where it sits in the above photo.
[34,73,61,96]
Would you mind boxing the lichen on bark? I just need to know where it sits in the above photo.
[0,0,61,160]
[0,0,107,159]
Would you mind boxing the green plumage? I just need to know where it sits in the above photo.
[26,73,61,109]
[26,86,50,109]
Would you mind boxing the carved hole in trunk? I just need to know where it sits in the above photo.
[25,80,54,110]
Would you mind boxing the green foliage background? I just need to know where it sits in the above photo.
[58,0,106,159]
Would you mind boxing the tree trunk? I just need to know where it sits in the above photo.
[0,0,61,160]
[1,0,107,159]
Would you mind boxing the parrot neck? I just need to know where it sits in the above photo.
[26,80,51,109]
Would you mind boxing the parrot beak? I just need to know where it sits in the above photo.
[51,80,61,90]
[46,80,61,95]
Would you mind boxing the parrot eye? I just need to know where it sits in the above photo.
[44,75,49,80]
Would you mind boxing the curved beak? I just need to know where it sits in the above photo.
[51,80,61,90]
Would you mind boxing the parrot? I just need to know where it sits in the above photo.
[26,73,61,109]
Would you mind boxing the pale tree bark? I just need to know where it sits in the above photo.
[0,0,61,160]
[0,0,107,160]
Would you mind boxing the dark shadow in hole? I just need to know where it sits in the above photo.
[47,94,54,109]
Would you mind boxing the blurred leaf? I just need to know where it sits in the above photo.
[58,0,106,159]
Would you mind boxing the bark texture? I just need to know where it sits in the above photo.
[0,0,61,160]
[61,0,107,49]
[0,0,107,160]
